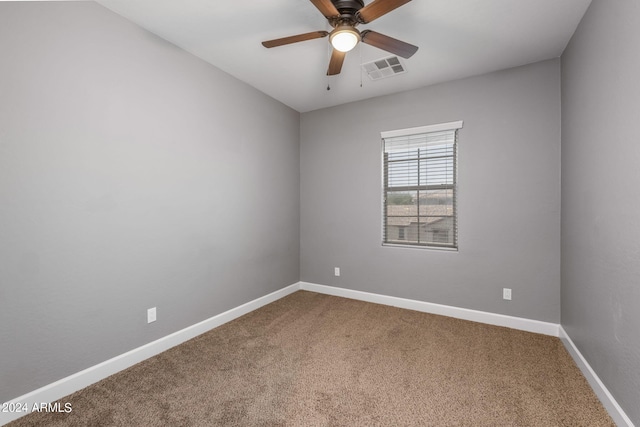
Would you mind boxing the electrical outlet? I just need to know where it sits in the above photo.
[334,267,340,277]
[503,288,512,301]
[147,307,157,323]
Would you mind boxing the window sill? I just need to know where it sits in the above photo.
[382,243,458,252]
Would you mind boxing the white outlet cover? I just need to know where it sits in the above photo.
[503,288,512,301]
[334,267,340,277]
[147,307,157,323]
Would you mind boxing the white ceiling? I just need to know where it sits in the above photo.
[95,0,592,113]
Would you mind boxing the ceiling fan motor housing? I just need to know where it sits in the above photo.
[330,0,365,26]
[332,0,365,13]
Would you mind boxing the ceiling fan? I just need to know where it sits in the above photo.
[262,0,418,76]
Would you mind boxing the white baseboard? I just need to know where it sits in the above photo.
[0,283,300,426]
[4,282,632,427]
[559,327,635,427]
[299,282,560,336]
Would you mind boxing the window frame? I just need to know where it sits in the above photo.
[380,121,463,251]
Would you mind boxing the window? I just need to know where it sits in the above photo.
[381,121,462,249]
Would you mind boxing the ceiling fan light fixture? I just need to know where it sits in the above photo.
[330,26,360,52]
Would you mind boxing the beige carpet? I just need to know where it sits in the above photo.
[9,291,614,426]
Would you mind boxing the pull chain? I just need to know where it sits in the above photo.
[359,42,363,88]
[327,37,331,90]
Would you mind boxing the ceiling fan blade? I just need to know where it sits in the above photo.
[327,49,346,75]
[357,0,411,24]
[262,31,329,48]
[309,0,340,18]
[361,30,418,58]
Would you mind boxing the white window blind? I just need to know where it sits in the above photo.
[382,121,462,249]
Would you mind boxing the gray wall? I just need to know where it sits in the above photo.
[301,59,561,323]
[0,2,300,403]
[561,0,640,423]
